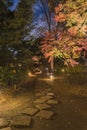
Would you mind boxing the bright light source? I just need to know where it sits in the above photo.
[28,72,36,77]
[28,72,32,76]
[49,73,54,80]
[61,68,65,72]
[50,75,53,79]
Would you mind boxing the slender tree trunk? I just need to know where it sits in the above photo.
[40,0,51,32]
[50,56,54,72]
[40,0,54,72]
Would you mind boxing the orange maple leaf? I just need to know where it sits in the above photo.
[55,4,63,13]
[68,26,78,36]
[55,13,66,22]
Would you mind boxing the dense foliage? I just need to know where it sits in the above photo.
[40,0,87,70]
[0,0,87,86]
[0,0,34,86]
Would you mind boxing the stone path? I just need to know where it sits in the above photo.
[35,110,54,119]
[22,108,39,116]
[47,99,58,105]
[0,118,10,129]
[11,115,31,127]
[0,86,58,130]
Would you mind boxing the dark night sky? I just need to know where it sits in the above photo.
[8,0,55,39]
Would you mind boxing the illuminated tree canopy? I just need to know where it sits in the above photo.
[40,0,87,68]
[0,0,87,85]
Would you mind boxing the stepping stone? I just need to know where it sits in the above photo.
[36,103,51,110]
[35,93,45,97]
[45,88,52,91]
[0,127,11,130]
[11,115,31,127]
[35,110,54,119]
[22,108,39,116]
[34,98,47,104]
[47,93,55,97]
[47,100,58,105]
[40,95,54,101]
[0,118,10,129]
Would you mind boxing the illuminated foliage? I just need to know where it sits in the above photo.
[40,0,87,68]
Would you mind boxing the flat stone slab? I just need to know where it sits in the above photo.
[35,93,45,97]
[0,118,10,129]
[40,95,54,101]
[47,93,55,97]
[22,108,39,116]
[11,115,31,127]
[47,100,58,105]
[45,88,52,92]
[0,127,11,130]
[36,103,51,110]
[34,98,47,104]
[35,110,54,119]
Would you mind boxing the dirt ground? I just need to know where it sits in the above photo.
[0,75,87,130]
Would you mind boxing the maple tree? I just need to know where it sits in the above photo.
[40,0,87,70]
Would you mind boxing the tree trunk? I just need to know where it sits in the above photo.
[50,56,54,72]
